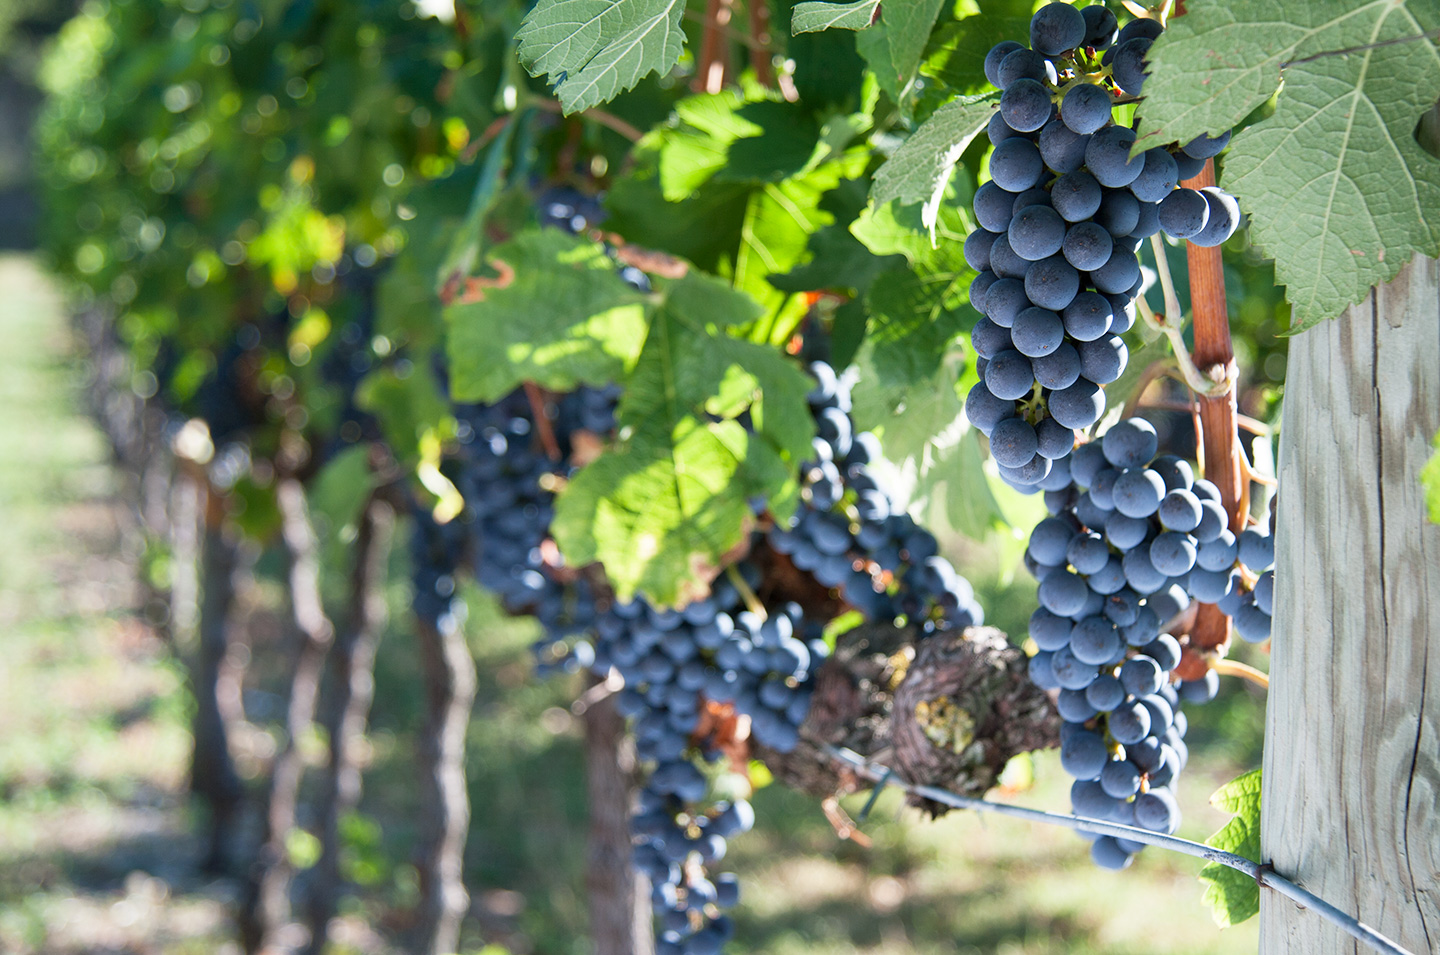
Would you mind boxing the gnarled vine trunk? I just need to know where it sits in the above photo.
[410,613,477,955]
[304,496,395,954]
[582,676,653,955]
[241,479,337,953]
[761,622,1058,811]
[1262,255,1440,953]
[192,489,248,874]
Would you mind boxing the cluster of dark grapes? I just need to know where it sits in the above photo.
[965,4,1240,488]
[587,578,819,954]
[315,261,385,451]
[449,385,619,676]
[1191,520,1275,644]
[451,192,987,950]
[771,361,986,631]
[578,357,987,953]
[1023,418,1224,868]
[442,187,630,677]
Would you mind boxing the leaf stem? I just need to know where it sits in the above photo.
[1211,657,1270,690]
[523,383,563,461]
[531,98,645,143]
[1135,284,1223,397]
[726,564,766,619]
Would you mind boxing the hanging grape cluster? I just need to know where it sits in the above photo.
[584,356,987,954]
[965,4,1241,490]
[1023,418,1207,868]
[1022,415,1276,868]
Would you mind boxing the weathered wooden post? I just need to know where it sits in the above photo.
[1262,256,1440,952]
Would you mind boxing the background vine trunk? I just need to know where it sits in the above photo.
[581,677,653,955]
[410,613,477,955]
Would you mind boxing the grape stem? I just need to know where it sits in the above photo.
[1136,398,1273,438]
[725,564,767,619]
[1211,657,1270,689]
[1119,358,1175,419]
[523,382,563,461]
[1134,285,1227,398]
[823,745,1418,955]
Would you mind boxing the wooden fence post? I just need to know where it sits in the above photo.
[1262,256,1440,952]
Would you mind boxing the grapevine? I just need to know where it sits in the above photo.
[22,0,1440,952]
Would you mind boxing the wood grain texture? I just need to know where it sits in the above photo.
[1261,255,1440,954]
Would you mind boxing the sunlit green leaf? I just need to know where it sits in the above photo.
[792,0,879,34]
[871,92,999,236]
[445,229,649,402]
[1198,768,1263,927]
[1423,429,1440,524]
[516,0,687,114]
[552,272,814,605]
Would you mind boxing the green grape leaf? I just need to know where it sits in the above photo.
[445,229,649,403]
[658,93,822,201]
[871,92,999,237]
[552,272,814,605]
[855,0,948,102]
[516,0,687,114]
[921,13,1031,95]
[1423,428,1440,524]
[611,116,857,339]
[848,200,975,468]
[767,166,904,300]
[310,445,377,547]
[355,362,455,465]
[1198,768,1263,927]
[730,161,857,339]
[792,0,879,34]
[1135,0,1440,331]
[849,200,974,412]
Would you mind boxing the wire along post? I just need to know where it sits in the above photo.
[824,746,1418,955]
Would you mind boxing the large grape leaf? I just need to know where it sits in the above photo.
[855,0,948,103]
[849,200,975,386]
[848,199,975,459]
[871,92,999,237]
[658,93,823,201]
[921,8,1031,96]
[445,229,649,402]
[792,0,878,34]
[516,0,686,114]
[552,272,814,605]
[1135,0,1440,331]
[613,103,861,340]
[771,178,905,294]
[1198,768,1263,927]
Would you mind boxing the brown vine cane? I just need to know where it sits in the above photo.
[1174,157,1243,680]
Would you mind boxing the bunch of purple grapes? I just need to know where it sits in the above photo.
[1024,418,1226,868]
[768,360,986,632]
[586,358,986,954]
[965,3,1241,487]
